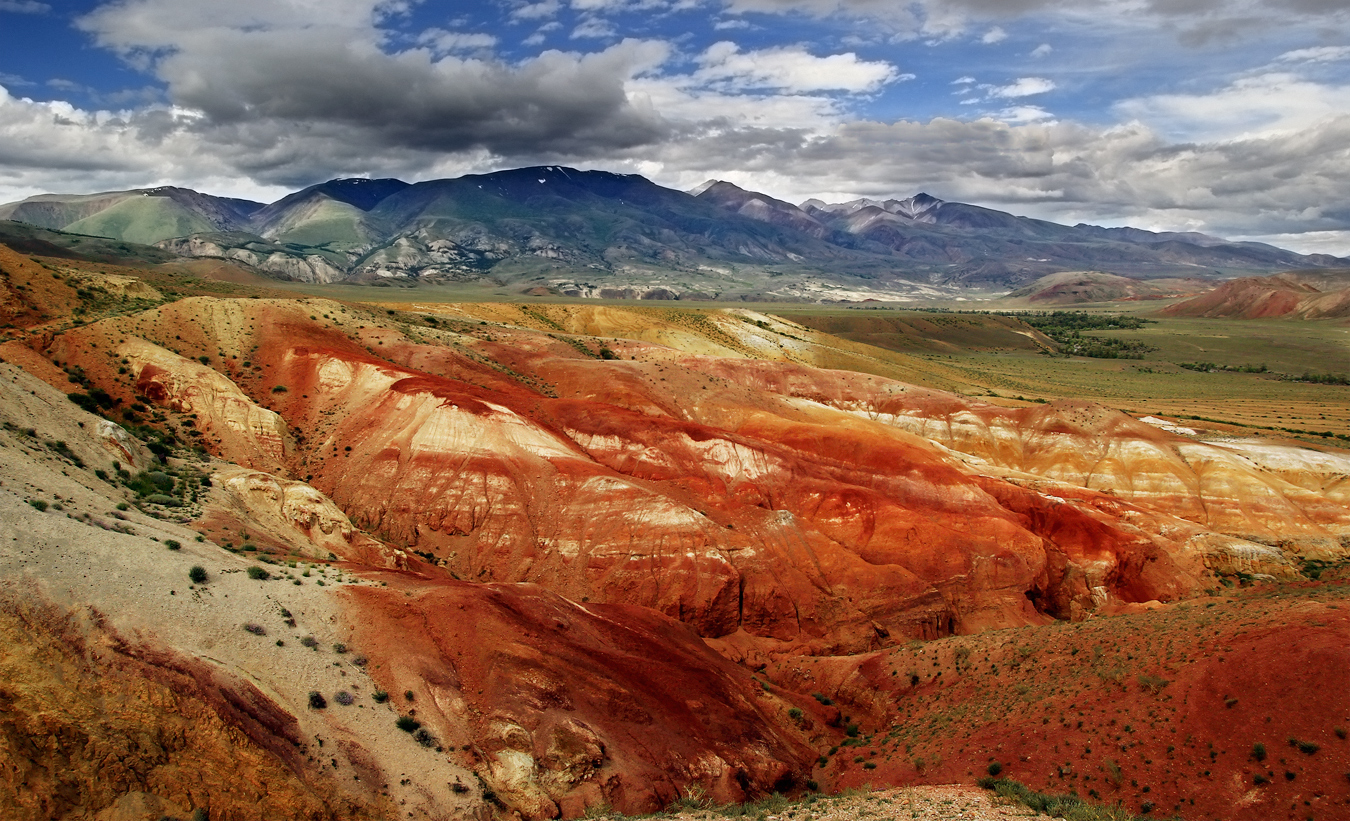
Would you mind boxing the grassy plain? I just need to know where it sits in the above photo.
[780,304,1350,441]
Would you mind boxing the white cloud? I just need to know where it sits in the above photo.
[1031,43,1052,57]
[988,77,1056,98]
[952,76,976,84]
[694,42,901,93]
[1276,45,1350,64]
[1236,230,1350,256]
[995,105,1055,123]
[511,0,561,20]
[523,21,562,45]
[715,0,1350,46]
[981,26,1007,44]
[572,16,617,38]
[1115,71,1350,142]
[0,0,50,12]
[415,30,498,55]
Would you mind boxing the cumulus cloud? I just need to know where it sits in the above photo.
[510,0,561,20]
[1114,71,1350,141]
[68,0,675,175]
[981,26,1007,44]
[1031,43,1052,56]
[693,41,901,92]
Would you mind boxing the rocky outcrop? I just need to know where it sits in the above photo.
[344,580,824,818]
[210,466,401,565]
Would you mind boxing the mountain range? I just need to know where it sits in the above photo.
[2,167,1345,300]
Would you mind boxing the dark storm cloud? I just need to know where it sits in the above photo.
[77,0,673,160]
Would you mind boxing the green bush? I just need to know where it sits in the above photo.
[308,691,327,709]
[165,539,182,550]
[978,777,1152,821]
[188,566,207,584]
[27,499,47,512]
[246,566,270,580]
[1252,742,1267,762]
[987,761,1003,776]
[372,690,390,703]
[396,716,420,732]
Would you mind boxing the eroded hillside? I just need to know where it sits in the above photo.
[0,268,1347,820]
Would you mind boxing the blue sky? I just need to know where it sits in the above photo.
[2,0,1349,253]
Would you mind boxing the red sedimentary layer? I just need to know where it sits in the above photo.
[12,295,1350,819]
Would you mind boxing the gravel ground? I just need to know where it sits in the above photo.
[599,786,1053,821]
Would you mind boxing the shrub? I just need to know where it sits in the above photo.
[372,690,390,703]
[146,493,179,506]
[988,762,1003,776]
[810,692,833,706]
[308,691,327,709]
[246,566,270,580]
[1253,743,1267,762]
[271,385,288,393]
[165,539,182,550]
[787,707,804,722]
[332,642,348,654]
[844,722,860,737]
[188,566,207,584]
[300,636,319,648]
[862,762,876,770]
[1290,738,1320,755]
[978,777,1134,820]
[396,716,421,732]
[334,691,355,706]
[242,623,266,636]
[413,727,436,748]
[404,690,415,702]
[27,499,47,512]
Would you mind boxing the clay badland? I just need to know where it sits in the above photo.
[0,242,1347,821]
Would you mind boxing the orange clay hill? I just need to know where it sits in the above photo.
[0,249,1347,821]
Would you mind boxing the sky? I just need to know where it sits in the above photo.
[1,1,1349,254]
